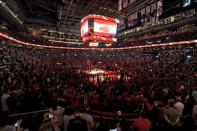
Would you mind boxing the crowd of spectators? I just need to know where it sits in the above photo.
[0,37,197,131]
[120,24,197,47]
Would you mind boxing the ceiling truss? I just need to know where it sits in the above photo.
[6,0,118,34]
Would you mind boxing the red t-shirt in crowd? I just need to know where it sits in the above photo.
[132,118,152,131]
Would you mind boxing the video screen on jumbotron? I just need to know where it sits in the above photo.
[80,14,119,43]
[81,20,89,36]
[94,19,117,37]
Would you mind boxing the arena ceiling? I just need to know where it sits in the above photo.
[10,0,118,34]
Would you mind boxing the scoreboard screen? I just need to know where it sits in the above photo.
[81,20,89,37]
[94,19,117,37]
[80,14,119,43]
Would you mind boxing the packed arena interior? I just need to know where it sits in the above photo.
[0,0,197,131]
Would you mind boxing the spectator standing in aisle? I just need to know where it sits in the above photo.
[67,109,88,131]
[1,89,10,113]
